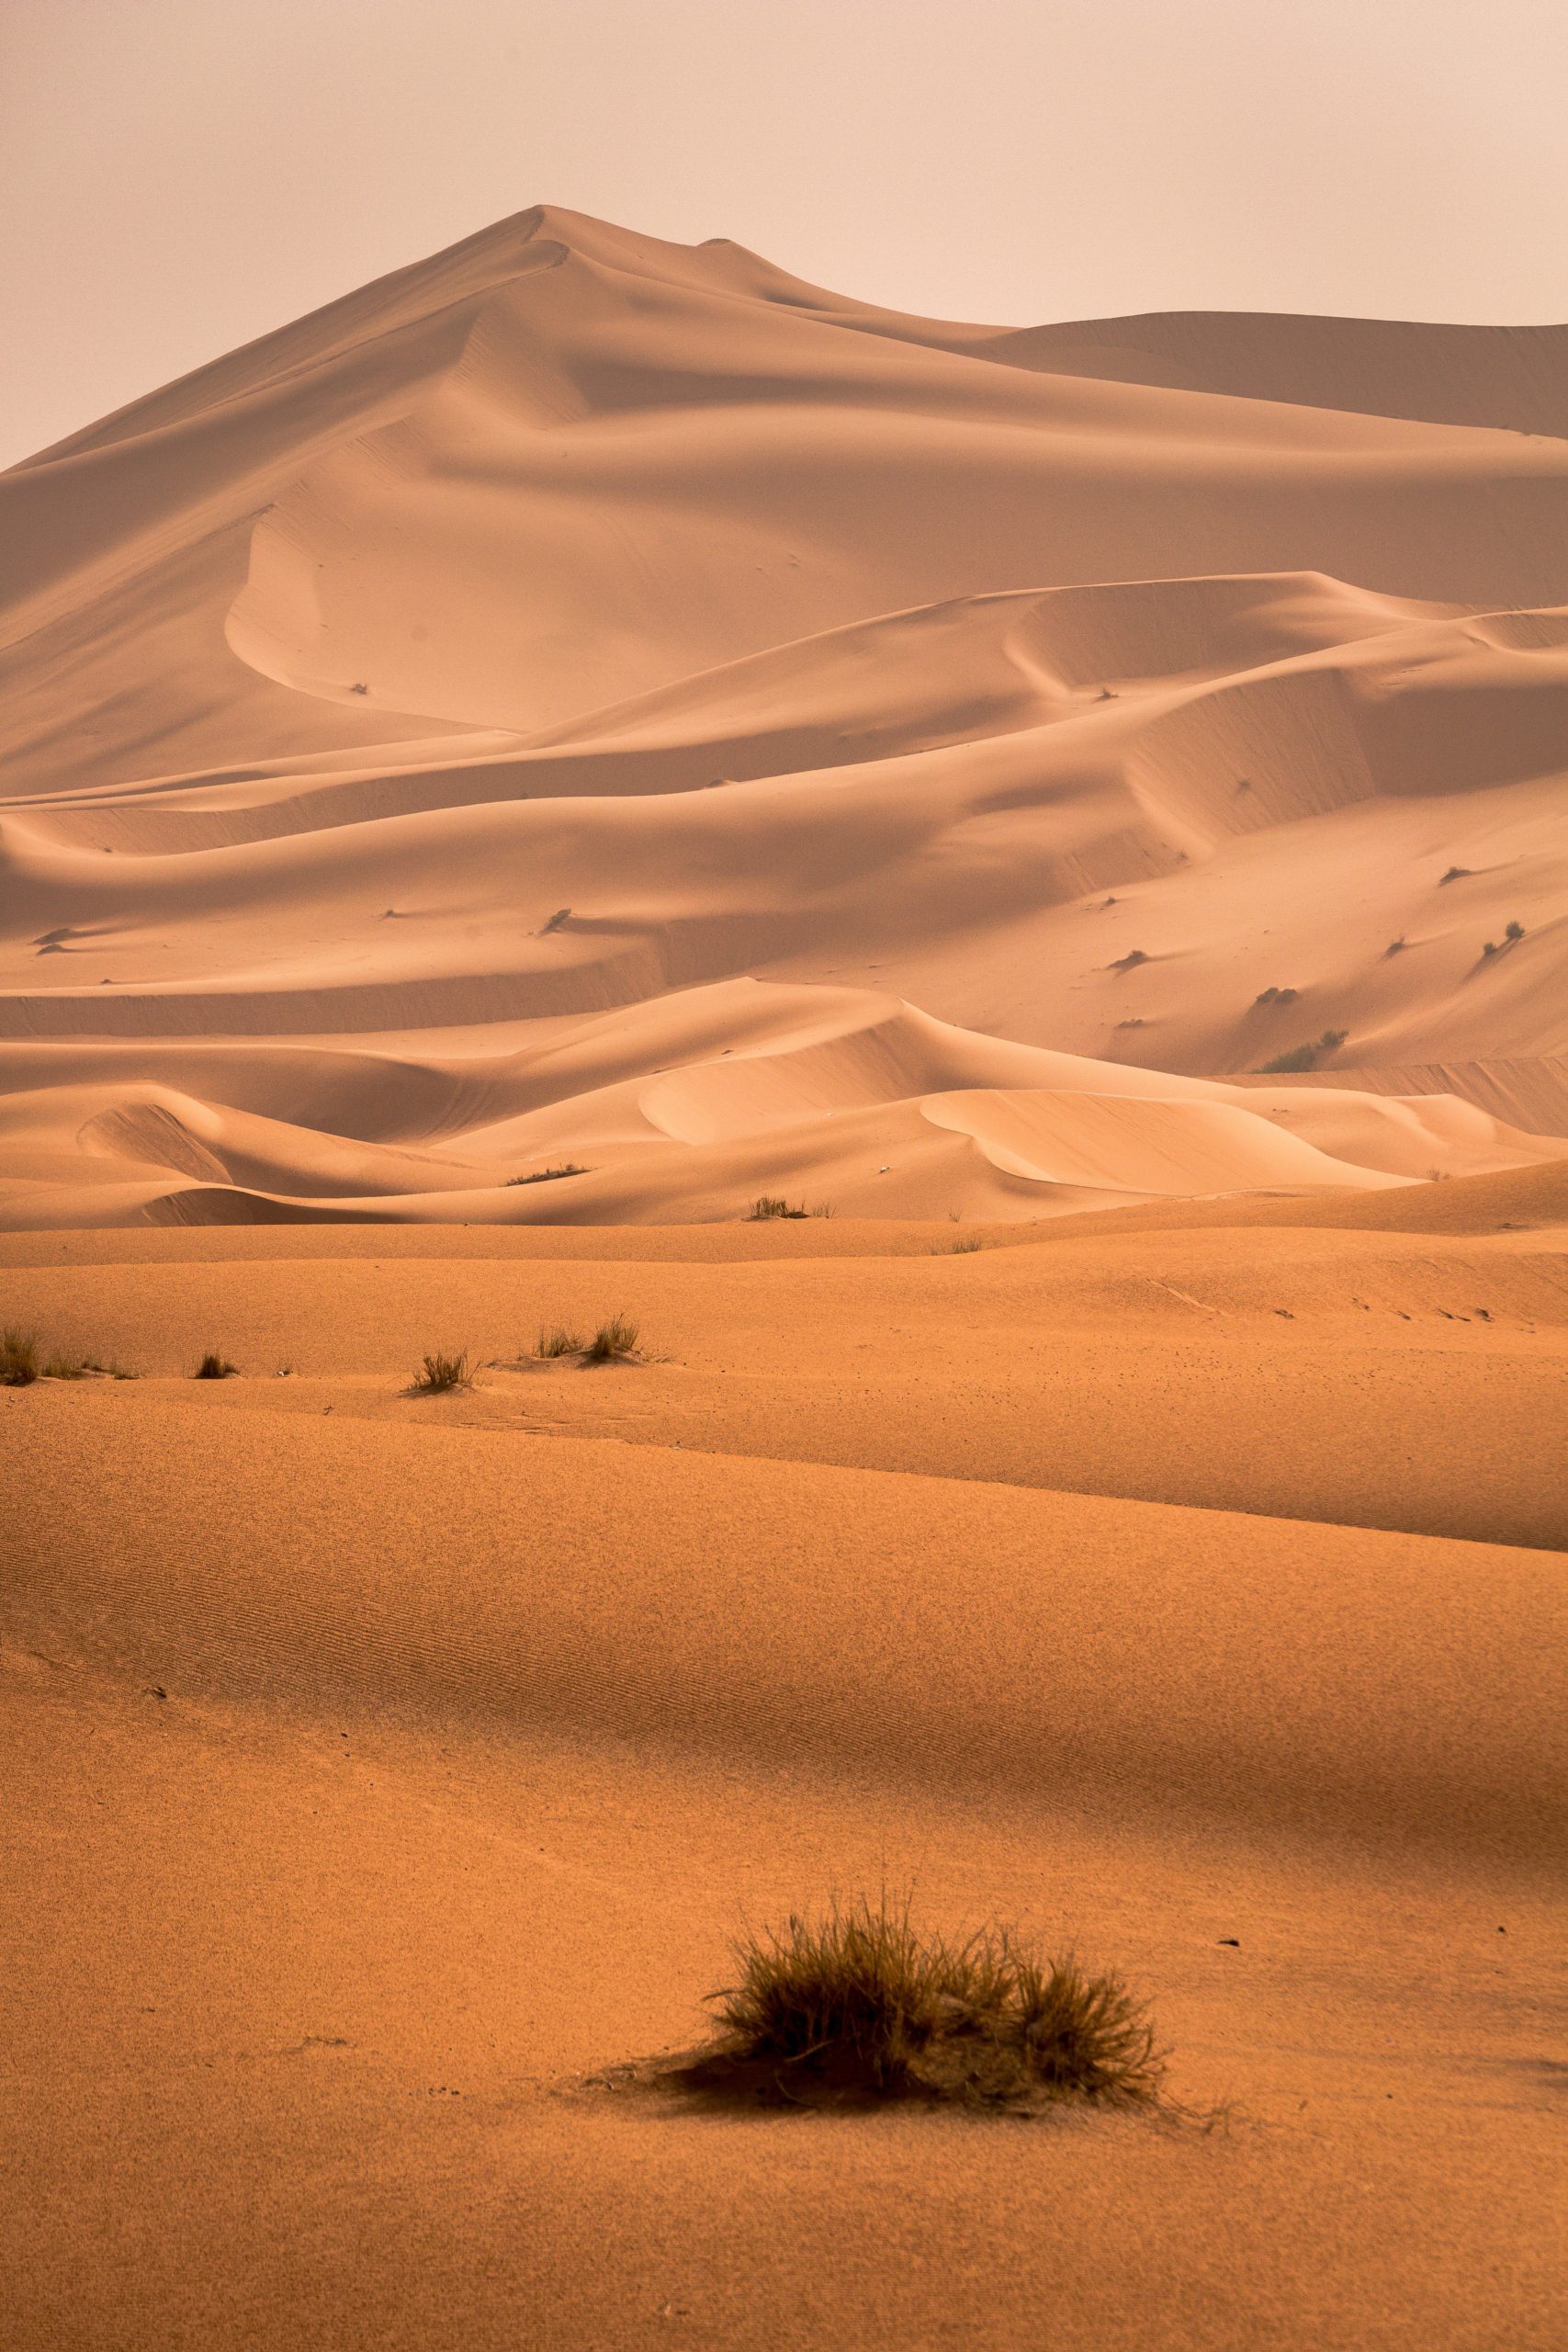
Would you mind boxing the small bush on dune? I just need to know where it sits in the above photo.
[583,1315,639,1363]
[536,1324,585,1359]
[412,1349,469,1394]
[749,1195,808,1221]
[2,1329,39,1386]
[506,1164,589,1186]
[194,1352,239,1380]
[940,1236,984,1254]
[694,1894,1162,2109]
[1258,1028,1348,1075]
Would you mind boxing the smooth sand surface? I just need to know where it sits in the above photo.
[2,207,1565,1227]
[4,1182,1566,2347]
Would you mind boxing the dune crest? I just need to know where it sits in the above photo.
[2,206,1564,1227]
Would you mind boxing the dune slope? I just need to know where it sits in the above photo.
[2,206,1565,1225]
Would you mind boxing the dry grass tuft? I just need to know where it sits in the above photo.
[536,1324,585,1359]
[2,1328,39,1386]
[583,1315,639,1363]
[749,1194,808,1220]
[689,1894,1163,2109]
[507,1164,590,1186]
[194,1351,239,1380]
[412,1349,470,1393]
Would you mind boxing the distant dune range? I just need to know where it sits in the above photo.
[2,206,1565,1224]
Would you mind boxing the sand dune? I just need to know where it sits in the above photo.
[6,209,1566,2352]
[2,205,1566,1225]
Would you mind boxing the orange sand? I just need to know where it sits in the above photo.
[2,212,1565,2348]
[4,1172,1567,2347]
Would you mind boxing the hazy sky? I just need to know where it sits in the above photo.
[4,0,1564,466]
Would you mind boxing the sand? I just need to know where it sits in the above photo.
[4,1173,1567,2347]
[2,206,1565,1225]
[2,209,1565,2347]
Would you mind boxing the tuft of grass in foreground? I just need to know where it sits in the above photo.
[507,1164,589,1186]
[2,1328,39,1385]
[583,1315,639,1363]
[690,1894,1163,2109]
[536,1324,585,1359]
[938,1236,984,1254]
[194,1352,239,1380]
[749,1195,808,1220]
[412,1349,470,1394]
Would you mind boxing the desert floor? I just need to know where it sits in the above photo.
[4,1161,1565,2349]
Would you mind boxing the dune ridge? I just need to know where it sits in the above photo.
[3,204,1565,1224]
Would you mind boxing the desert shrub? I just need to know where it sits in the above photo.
[1254,986,1299,1007]
[941,1237,983,1254]
[1111,948,1148,970]
[2,1329,39,1386]
[1385,937,1406,956]
[1505,920,1525,942]
[41,1352,88,1379]
[748,1195,808,1220]
[536,1325,584,1359]
[194,1352,239,1380]
[583,1315,638,1363]
[1483,940,1499,956]
[1438,865,1472,885]
[698,1894,1162,2109]
[1259,1028,1347,1075]
[412,1350,469,1393]
[506,1164,589,1186]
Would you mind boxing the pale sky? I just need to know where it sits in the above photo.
[3,0,1564,468]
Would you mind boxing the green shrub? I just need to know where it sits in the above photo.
[695,1894,1163,2109]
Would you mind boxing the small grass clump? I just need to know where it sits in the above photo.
[194,1352,239,1380]
[536,1324,585,1359]
[748,1195,809,1220]
[692,1895,1163,2109]
[583,1315,639,1364]
[2,1328,39,1386]
[412,1349,469,1394]
[1258,1027,1348,1075]
[506,1164,589,1186]
[940,1236,984,1254]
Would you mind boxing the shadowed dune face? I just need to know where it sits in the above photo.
[1,203,1565,1227]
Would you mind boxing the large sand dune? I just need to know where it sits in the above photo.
[2,205,1564,1225]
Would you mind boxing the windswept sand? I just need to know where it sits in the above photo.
[4,1169,1567,2348]
[3,211,1565,2348]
